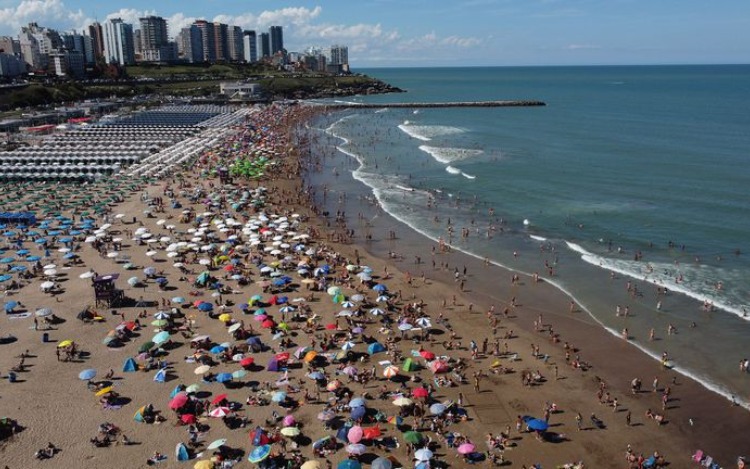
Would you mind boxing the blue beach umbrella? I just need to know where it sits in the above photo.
[0,275,12,282]
[172,296,185,304]
[79,369,97,380]
[248,444,271,463]
[210,345,226,354]
[10,265,26,272]
[216,373,233,383]
[15,249,29,255]
[351,406,366,421]
[526,418,549,432]
[34,238,47,244]
[4,300,18,312]
[349,397,366,408]
[198,302,213,312]
[373,284,387,292]
[26,255,41,262]
[0,257,15,264]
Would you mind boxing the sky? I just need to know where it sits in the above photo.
[0,0,748,67]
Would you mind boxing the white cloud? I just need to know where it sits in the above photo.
[0,0,84,33]
[105,8,157,25]
[167,12,196,37]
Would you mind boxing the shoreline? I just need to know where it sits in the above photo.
[298,106,750,461]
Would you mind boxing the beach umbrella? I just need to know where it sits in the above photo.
[412,387,429,398]
[232,369,248,379]
[272,391,287,403]
[216,373,233,383]
[240,357,255,368]
[371,457,393,469]
[349,397,366,408]
[326,380,342,391]
[172,296,186,304]
[526,418,549,432]
[317,410,335,422]
[430,360,450,374]
[78,369,96,380]
[307,371,325,381]
[338,461,362,469]
[194,365,211,375]
[151,319,168,327]
[342,366,358,376]
[301,461,323,469]
[154,310,170,320]
[218,313,232,323]
[207,438,227,450]
[79,271,94,279]
[169,393,189,410]
[186,384,200,394]
[393,397,413,407]
[209,406,230,418]
[198,302,214,312]
[280,426,300,437]
[346,443,366,455]
[4,300,18,312]
[127,277,140,287]
[430,403,447,415]
[351,406,366,422]
[404,430,423,445]
[194,460,214,469]
[383,365,399,378]
[347,425,364,443]
[152,331,170,344]
[414,448,433,461]
[210,345,226,354]
[419,350,436,360]
[457,442,476,454]
[0,274,14,282]
[40,281,55,290]
[58,340,74,348]
[248,444,271,463]
[35,307,53,317]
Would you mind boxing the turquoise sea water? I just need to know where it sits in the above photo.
[306,65,750,406]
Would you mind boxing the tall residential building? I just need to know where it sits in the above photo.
[269,26,283,54]
[102,18,135,65]
[62,31,94,65]
[88,22,104,61]
[212,22,228,61]
[243,30,256,63]
[259,32,270,58]
[18,29,42,70]
[0,37,21,57]
[192,20,215,62]
[329,45,349,66]
[133,30,142,56]
[177,26,203,63]
[139,16,169,50]
[20,23,62,70]
[227,26,244,62]
[0,52,26,76]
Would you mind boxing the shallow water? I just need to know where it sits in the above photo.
[303,65,750,406]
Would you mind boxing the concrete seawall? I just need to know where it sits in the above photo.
[319,100,546,109]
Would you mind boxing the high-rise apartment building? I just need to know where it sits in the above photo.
[178,26,203,63]
[192,20,215,62]
[212,22,228,61]
[62,31,94,65]
[20,23,62,70]
[102,18,135,65]
[269,26,284,54]
[139,16,169,50]
[227,26,244,62]
[0,36,21,57]
[88,22,104,61]
[243,30,256,63]
[259,32,270,58]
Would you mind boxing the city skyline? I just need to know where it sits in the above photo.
[0,0,748,67]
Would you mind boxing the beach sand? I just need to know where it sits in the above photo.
[0,104,747,469]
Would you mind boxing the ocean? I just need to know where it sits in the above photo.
[303,65,750,407]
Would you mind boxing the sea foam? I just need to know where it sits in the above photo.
[419,145,483,164]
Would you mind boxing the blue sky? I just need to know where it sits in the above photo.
[0,0,748,67]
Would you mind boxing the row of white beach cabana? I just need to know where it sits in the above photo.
[0,106,250,181]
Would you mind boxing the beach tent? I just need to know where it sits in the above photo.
[154,368,167,383]
[176,442,190,461]
[367,342,385,355]
[122,357,138,372]
[133,406,147,423]
[402,357,418,372]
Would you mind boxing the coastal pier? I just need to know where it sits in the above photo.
[320,100,546,109]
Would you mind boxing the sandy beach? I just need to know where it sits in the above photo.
[0,103,747,469]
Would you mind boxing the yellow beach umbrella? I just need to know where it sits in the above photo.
[218,313,232,323]
[194,460,214,469]
[304,351,318,363]
[301,461,323,469]
[95,386,113,397]
[58,340,74,348]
